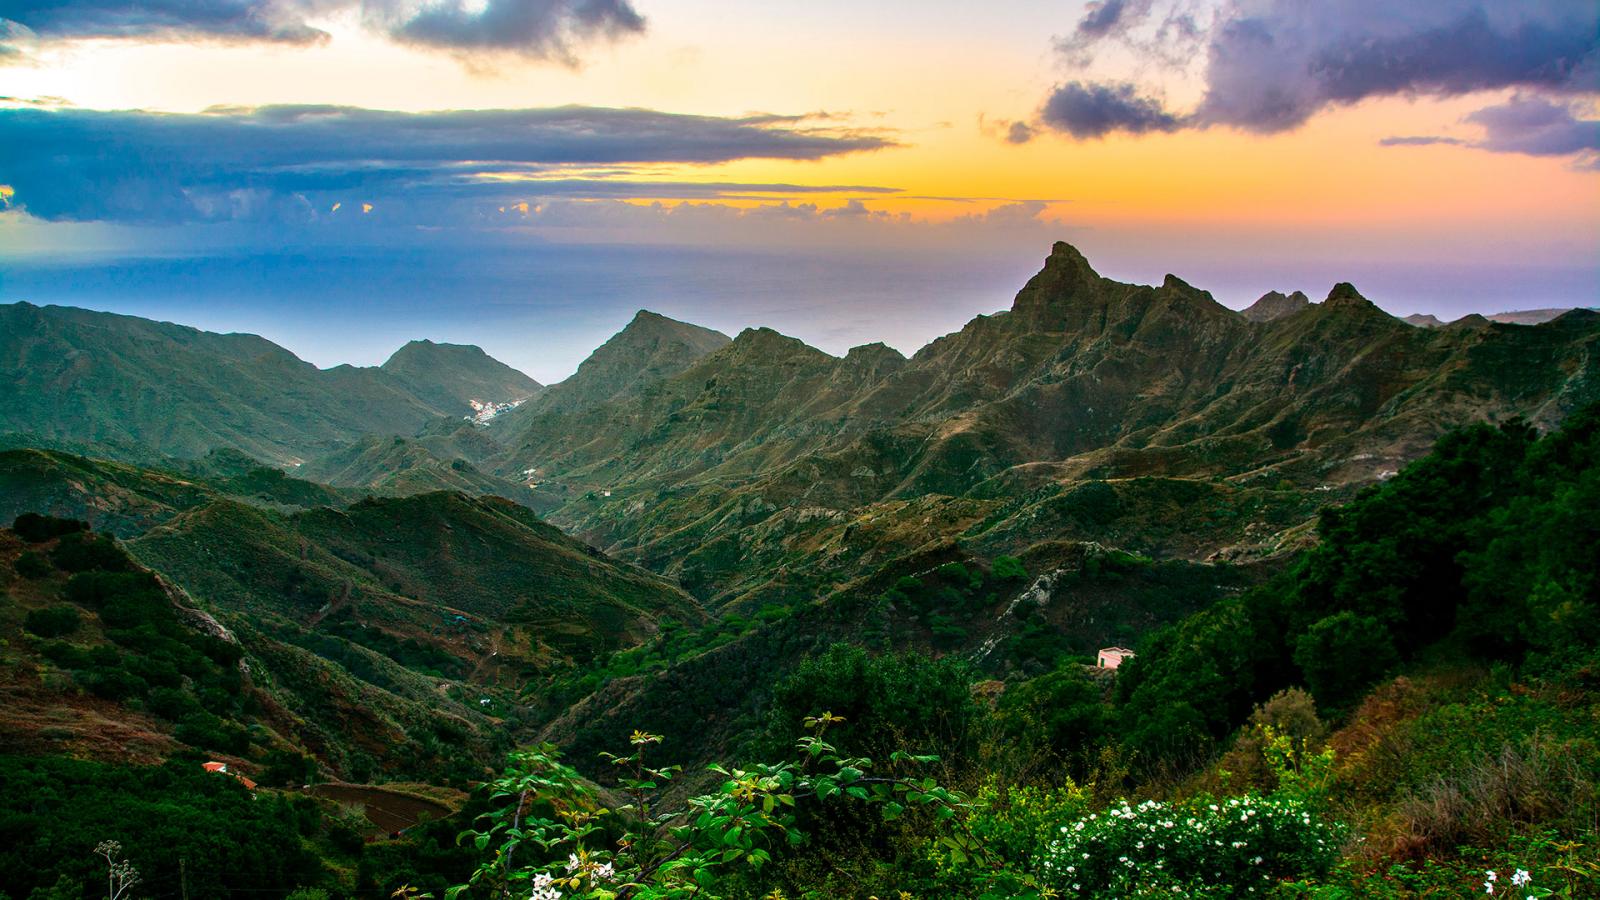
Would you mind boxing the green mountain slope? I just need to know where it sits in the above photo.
[297,433,546,509]
[129,492,703,667]
[0,302,536,464]
[501,309,729,423]
[380,338,542,413]
[0,446,350,537]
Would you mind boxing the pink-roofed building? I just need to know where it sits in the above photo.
[1097,647,1135,670]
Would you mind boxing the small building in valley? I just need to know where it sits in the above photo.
[201,761,258,791]
[1097,647,1135,670]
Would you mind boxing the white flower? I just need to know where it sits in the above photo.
[1512,870,1531,887]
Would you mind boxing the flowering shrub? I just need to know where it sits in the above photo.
[1038,794,1341,897]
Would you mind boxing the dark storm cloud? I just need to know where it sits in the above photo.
[1030,0,1599,158]
[0,104,897,223]
[0,0,645,60]
[1039,81,1180,139]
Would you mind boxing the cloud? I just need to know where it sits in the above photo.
[1378,135,1468,148]
[0,0,645,62]
[0,18,36,59]
[1027,1,1599,151]
[1467,94,1600,159]
[1383,94,1600,167]
[1005,121,1036,144]
[391,0,643,62]
[1040,81,1180,139]
[489,197,1064,252]
[0,104,897,223]
[1056,0,1154,63]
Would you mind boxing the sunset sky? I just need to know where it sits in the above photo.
[2,0,1597,381]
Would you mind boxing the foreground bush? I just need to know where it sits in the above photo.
[1038,795,1341,897]
[452,715,993,900]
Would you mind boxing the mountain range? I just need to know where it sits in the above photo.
[2,240,1596,780]
[479,244,1597,606]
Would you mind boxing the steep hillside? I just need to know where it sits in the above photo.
[0,447,349,537]
[129,492,704,668]
[297,434,546,510]
[0,516,505,781]
[502,309,730,423]
[380,339,542,413]
[0,302,535,464]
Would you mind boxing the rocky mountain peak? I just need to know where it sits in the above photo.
[1008,241,1108,327]
[1324,282,1370,307]
[624,309,679,331]
[1242,290,1311,322]
[839,342,908,377]
[1044,241,1101,283]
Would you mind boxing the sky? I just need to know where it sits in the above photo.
[1,0,1597,382]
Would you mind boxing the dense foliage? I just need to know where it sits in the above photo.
[0,756,330,899]
[1117,406,1600,768]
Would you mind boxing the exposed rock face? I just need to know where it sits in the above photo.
[1242,290,1311,322]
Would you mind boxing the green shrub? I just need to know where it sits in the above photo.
[10,513,88,543]
[14,550,53,579]
[262,750,319,787]
[995,663,1112,769]
[1294,611,1398,710]
[1038,794,1341,895]
[763,644,979,760]
[49,531,133,573]
[993,555,1028,581]
[928,779,1090,894]
[23,605,81,638]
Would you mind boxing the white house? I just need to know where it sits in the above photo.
[1097,647,1135,670]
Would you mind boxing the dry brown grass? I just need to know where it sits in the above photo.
[1391,734,1592,858]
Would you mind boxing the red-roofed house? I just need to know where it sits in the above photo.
[201,761,257,792]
